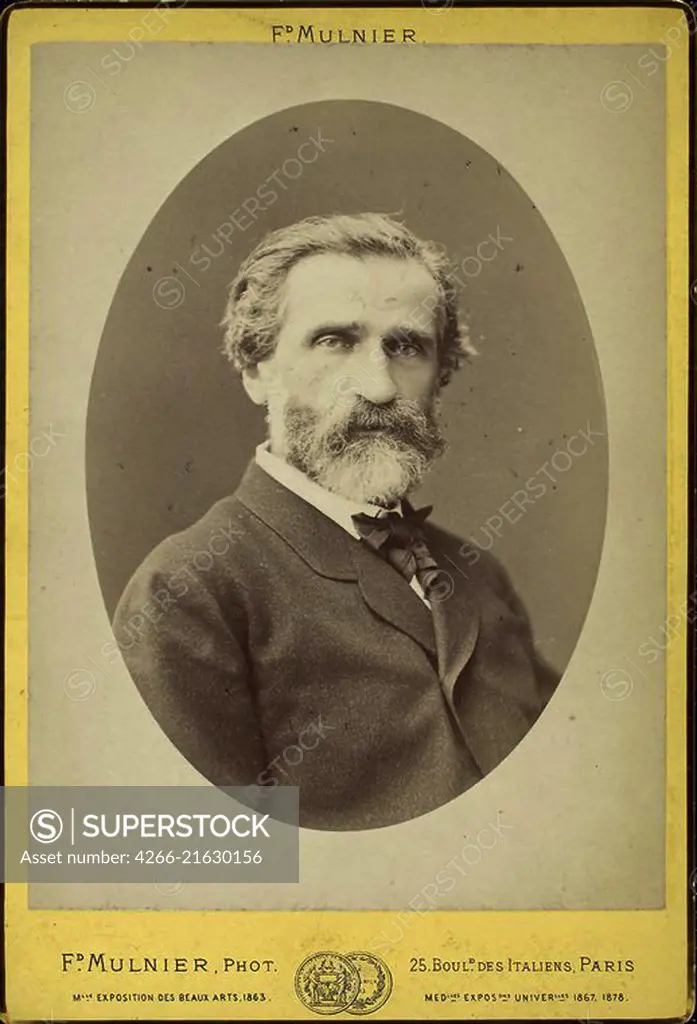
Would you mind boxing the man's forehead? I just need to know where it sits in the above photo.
[279,252,440,320]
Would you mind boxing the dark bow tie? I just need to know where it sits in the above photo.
[351,503,441,593]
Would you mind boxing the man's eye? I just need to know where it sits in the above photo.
[315,334,354,350]
[385,337,422,357]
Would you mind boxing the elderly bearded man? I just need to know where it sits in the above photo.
[114,212,559,830]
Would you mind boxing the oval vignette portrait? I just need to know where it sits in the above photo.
[86,100,608,832]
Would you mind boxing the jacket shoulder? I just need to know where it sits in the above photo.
[113,494,258,625]
[141,495,248,574]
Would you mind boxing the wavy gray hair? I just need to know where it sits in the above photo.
[221,212,475,387]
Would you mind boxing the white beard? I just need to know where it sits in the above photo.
[306,434,431,506]
[264,381,444,506]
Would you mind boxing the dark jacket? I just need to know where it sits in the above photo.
[113,461,559,830]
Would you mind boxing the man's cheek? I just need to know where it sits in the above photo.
[304,365,359,416]
[271,369,350,436]
[393,364,439,406]
[276,355,334,396]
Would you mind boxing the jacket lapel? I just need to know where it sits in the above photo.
[235,461,437,661]
[350,541,437,661]
[235,460,355,578]
[425,530,537,775]
[425,530,481,703]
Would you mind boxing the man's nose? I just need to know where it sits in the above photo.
[353,343,397,404]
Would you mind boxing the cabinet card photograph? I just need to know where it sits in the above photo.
[4,3,692,1021]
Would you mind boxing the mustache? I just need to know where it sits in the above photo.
[327,397,437,447]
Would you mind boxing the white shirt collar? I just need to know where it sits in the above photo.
[255,442,400,539]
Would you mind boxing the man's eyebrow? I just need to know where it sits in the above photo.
[387,326,436,347]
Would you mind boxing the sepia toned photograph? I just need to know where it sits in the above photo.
[103,157,605,831]
[113,205,567,832]
[85,95,610,835]
[25,28,670,915]
[5,4,691,1022]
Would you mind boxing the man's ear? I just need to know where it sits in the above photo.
[241,364,269,406]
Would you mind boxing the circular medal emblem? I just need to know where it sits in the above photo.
[346,952,393,1015]
[295,951,361,1015]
